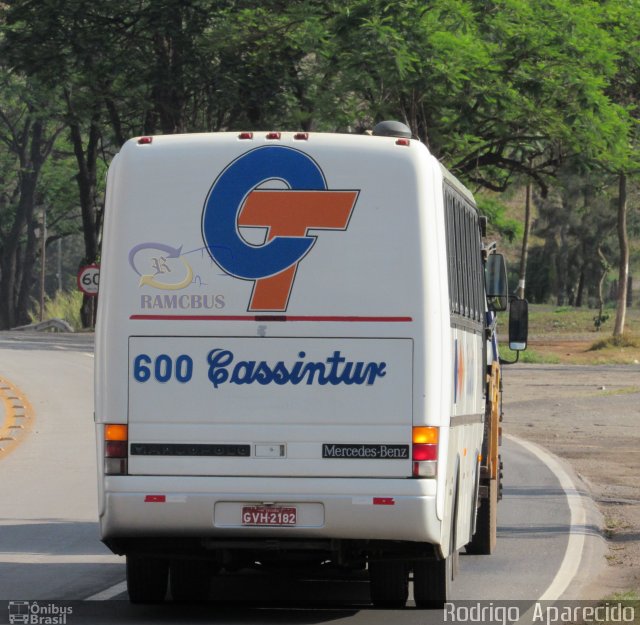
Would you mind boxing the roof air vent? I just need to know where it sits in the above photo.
[371,121,412,139]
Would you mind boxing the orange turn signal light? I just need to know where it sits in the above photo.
[412,426,438,445]
[105,424,128,441]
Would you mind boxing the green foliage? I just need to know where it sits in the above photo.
[500,346,561,364]
[475,195,522,242]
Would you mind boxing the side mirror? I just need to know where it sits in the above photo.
[485,253,508,311]
[509,299,528,351]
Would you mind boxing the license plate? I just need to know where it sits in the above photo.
[241,506,297,527]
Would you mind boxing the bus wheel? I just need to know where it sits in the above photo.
[466,478,497,555]
[369,561,409,608]
[126,555,169,603]
[413,555,453,609]
[170,560,212,602]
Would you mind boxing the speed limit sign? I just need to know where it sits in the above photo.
[77,264,100,296]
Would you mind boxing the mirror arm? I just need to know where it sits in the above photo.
[485,313,497,341]
[499,351,520,366]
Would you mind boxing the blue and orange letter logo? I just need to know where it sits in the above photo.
[202,146,358,311]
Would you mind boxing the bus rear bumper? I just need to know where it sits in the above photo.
[100,475,441,545]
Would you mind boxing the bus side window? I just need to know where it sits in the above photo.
[445,192,458,314]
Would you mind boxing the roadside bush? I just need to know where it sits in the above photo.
[589,334,640,351]
[29,290,83,330]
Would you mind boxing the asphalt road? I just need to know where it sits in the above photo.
[0,331,599,624]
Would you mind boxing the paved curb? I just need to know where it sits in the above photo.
[0,376,34,457]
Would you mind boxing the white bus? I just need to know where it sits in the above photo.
[95,122,527,608]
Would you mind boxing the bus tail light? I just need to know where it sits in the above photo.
[412,426,438,478]
[104,424,128,475]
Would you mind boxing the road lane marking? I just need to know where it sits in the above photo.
[85,581,128,601]
[0,554,123,564]
[0,376,34,458]
[507,434,587,600]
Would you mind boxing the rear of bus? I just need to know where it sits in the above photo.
[95,131,470,602]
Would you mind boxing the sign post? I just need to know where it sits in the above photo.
[77,264,100,328]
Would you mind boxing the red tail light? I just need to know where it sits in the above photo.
[412,444,438,461]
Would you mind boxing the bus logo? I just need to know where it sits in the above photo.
[202,146,359,311]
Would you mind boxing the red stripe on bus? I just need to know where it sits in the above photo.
[129,315,413,322]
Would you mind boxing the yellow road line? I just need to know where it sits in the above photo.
[0,376,34,458]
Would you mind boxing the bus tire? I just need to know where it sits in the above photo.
[169,560,212,602]
[369,561,409,608]
[126,555,169,603]
[414,471,458,609]
[413,555,453,609]
[466,478,497,555]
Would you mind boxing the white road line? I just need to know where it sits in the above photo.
[85,580,128,601]
[0,554,123,564]
[506,434,587,600]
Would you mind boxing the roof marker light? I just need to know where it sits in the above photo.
[266,132,281,140]
[396,138,410,146]
[294,132,309,141]
[238,132,253,140]
[137,136,153,145]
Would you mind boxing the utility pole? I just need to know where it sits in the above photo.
[57,237,62,293]
[39,206,47,322]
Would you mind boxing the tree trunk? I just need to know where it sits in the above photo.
[517,176,532,299]
[596,247,609,332]
[16,221,39,326]
[65,93,102,328]
[0,120,43,329]
[556,221,569,306]
[575,268,585,308]
[613,172,628,337]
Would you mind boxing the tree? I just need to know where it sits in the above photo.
[329,0,631,193]
[0,74,63,329]
[600,1,640,336]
